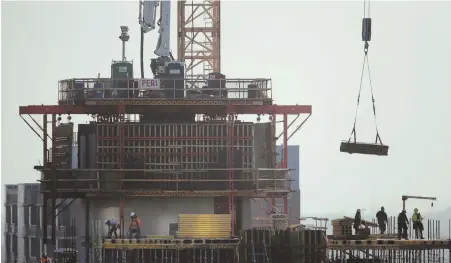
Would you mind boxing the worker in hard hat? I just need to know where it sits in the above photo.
[412,208,424,239]
[376,206,388,234]
[354,209,362,235]
[104,219,119,239]
[40,253,49,263]
[128,212,141,238]
[397,210,409,240]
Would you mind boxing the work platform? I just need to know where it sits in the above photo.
[38,168,291,198]
[328,239,451,249]
[57,78,273,106]
[102,238,240,249]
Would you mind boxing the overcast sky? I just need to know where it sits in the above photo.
[2,1,451,217]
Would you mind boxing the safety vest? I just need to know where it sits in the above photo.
[129,217,141,229]
[412,213,422,222]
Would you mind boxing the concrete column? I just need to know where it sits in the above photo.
[8,205,12,224]
[39,239,43,258]
[39,206,43,230]
[28,207,32,226]
[7,234,13,263]
[17,184,27,263]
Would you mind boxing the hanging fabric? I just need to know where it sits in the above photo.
[340,0,389,156]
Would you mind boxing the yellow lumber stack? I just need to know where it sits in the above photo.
[177,214,231,238]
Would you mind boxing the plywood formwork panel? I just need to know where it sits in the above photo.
[93,122,254,191]
[96,122,254,170]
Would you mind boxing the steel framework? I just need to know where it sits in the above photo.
[177,0,220,81]
[19,0,313,255]
[20,100,311,246]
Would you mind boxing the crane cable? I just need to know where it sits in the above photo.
[348,0,383,145]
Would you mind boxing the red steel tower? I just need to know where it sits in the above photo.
[177,0,221,81]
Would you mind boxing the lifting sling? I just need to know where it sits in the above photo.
[340,0,389,156]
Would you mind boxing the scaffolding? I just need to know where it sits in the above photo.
[19,75,312,260]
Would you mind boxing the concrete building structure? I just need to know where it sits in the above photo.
[3,144,79,263]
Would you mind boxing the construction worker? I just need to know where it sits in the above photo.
[128,212,141,238]
[354,209,361,235]
[397,210,409,240]
[40,253,49,263]
[104,219,119,239]
[376,206,388,234]
[412,208,424,239]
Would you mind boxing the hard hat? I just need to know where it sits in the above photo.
[130,212,136,217]
[414,208,418,213]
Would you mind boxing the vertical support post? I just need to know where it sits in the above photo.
[51,114,57,255]
[120,197,124,238]
[227,112,235,236]
[85,198,90,263]
[282,113,288,215]
[271,113,276,210]
[118,104,125,238]
[42,114,48,248]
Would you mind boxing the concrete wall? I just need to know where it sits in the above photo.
[276,145,300,190]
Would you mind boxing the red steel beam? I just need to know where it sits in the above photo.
[19,104,312,115]
[228,105,312,115]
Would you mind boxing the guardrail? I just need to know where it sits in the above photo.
[58,78,272,105]
[40,168,291,194]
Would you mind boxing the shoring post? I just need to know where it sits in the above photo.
[50,114,57,256]
[118,104,125,237]
[228,113,235,236]
[271,113,276,210]
[282,113,288,215]
[42,114,48,248]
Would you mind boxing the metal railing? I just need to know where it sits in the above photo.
[58,78,272,105]
[40,168,291,194]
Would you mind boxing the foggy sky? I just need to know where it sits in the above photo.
[2,1,451,217]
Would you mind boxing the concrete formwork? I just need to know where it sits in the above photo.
[88,197,216,237]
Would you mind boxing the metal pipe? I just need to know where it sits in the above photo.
[85,198,89,263]
[51,114,57,250]
[42,114,48,247]
[282,113,288,215]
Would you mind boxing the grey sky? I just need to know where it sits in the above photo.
[2,1,451,217]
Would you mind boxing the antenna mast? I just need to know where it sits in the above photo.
[119,26,130,61]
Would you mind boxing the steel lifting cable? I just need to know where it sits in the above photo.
[348,0,384,145]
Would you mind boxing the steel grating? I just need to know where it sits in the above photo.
[177,214,231,238]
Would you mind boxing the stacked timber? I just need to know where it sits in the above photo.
[177,214,231,238]
[331,217,376,239]
[270,213,289,230]
[331,218,354,237]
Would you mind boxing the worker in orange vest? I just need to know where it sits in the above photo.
[128,212,141,238]
[40,253,50,263]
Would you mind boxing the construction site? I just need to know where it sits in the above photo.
[15,0,451,263]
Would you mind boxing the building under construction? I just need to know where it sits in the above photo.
[16,0,451,263]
